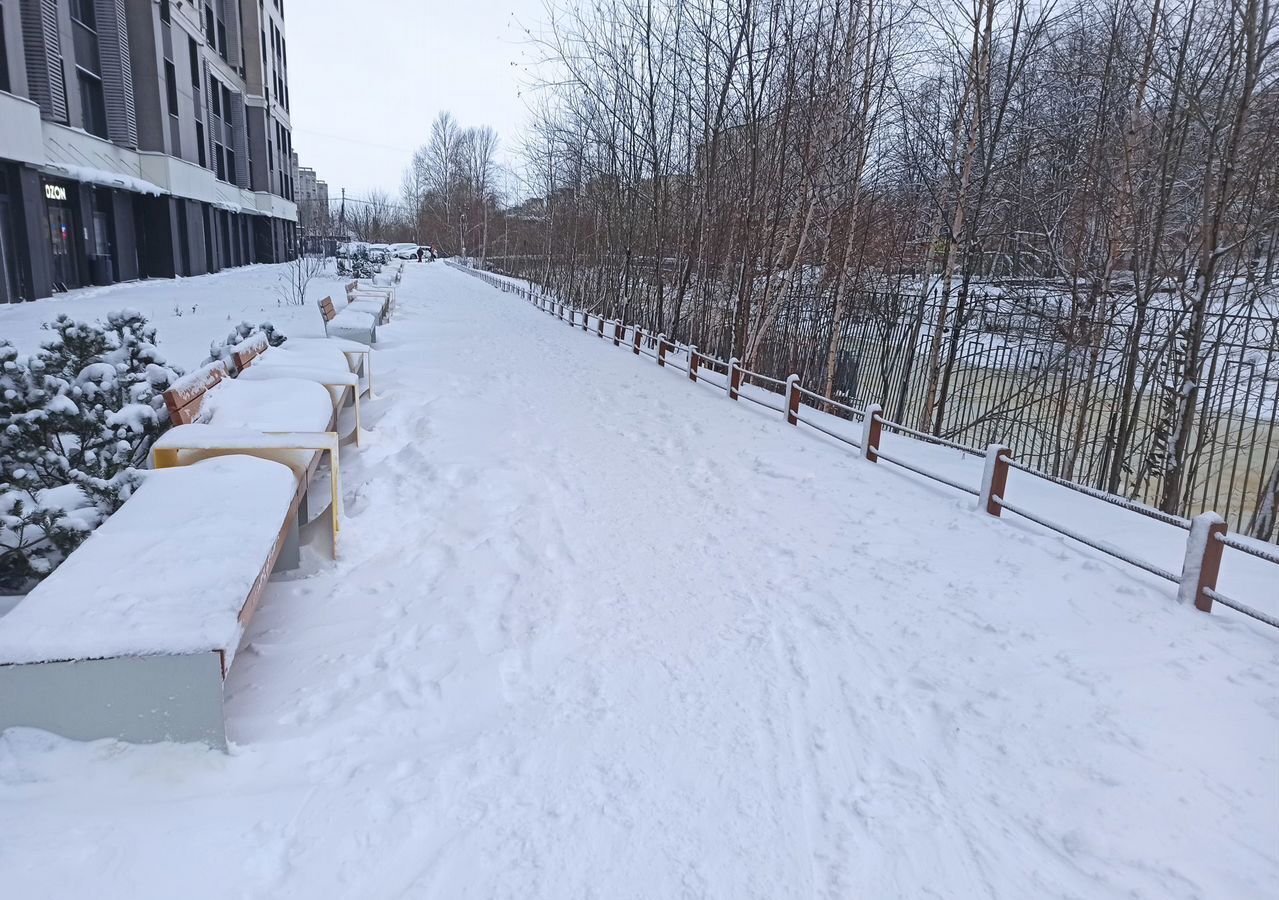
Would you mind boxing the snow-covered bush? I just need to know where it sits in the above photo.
[337,246,376,279]
[205,321,288,371]
[0,312,181,593]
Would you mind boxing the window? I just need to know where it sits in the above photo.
[78,71,108,138]
[70,0,95,27]
[0,6,10,95]
[164,60,179,118]
[92,211,110,257]
[160,0,170,24]
[196,121,207,167]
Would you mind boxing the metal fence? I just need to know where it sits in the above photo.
[484,260,1279,541]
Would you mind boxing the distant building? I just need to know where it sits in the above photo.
[294,154,329,236]
[0,0,301,302]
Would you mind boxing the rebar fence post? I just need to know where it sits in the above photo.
[862,404,883,462]
[1179,513,1228,612]
[727,358,741,399]
[979,445,1012,517]
[657,334,667,367]
[688,345,700,382]
[785,375,801,425]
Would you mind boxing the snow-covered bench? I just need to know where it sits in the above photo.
[0,455,301,748]
[284,335,375,396]
[231,335,364,446]
[346,280,394,321]
[319,295,377,344]
[160,362,339,558]
[0,355,357,748]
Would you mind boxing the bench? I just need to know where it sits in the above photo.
[319,295,377,344]
[345,279,393,321]
[231,335,364,446]
[0,455,301,748]
[0,353,354,747]
[161,361,340,561]
[282,335,376,397]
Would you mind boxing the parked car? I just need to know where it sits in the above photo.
[389,243,420,260]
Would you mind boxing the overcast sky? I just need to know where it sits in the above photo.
[287,0,546,201]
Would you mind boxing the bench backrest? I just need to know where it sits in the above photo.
[318,296,338,322]
[162,361,229,425]
[345,280,358,295]
[230,333,270,372]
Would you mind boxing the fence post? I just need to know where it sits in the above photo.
[582,310,590,332]
[598,317,605,338]
[633,328,642,355]
[613,321,622,347]
[727,357,741,399]
[979,445,1012,517]
[657,333,667,367]
[785,375,801,425]
[688,345,700,382]
[1179,513,1227,612]
[862,403,883,461]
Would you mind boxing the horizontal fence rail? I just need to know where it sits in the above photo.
[449,261,1278,630]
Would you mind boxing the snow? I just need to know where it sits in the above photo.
[0,261,1276,898]
[345,297,387,319]
[0,263,352,368]
[285,336,369,356]
[202,377,334,433]
[0,456,296,664]
[41,163,167,197]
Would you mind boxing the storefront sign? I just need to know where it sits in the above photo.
[45,184,68,202]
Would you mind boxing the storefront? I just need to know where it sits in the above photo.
[42,178,81,291]
[0,167,23,304]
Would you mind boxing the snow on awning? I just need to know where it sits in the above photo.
[40,162,167,197]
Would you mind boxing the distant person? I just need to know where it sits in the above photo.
[416,247,424,263]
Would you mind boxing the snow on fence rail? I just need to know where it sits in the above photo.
[450,262,1278,630]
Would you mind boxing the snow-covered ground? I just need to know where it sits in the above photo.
[0,263,1275,898]
[0,262,346,367]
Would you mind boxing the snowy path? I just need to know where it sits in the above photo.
[1,263,1276,898]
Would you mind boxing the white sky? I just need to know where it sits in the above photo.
[286,0,546,201]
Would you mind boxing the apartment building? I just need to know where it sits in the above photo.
[293,153,328,234]
[0,0,299,303]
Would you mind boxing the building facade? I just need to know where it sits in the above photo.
[0,0,299,303]
[294,153,328,236]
